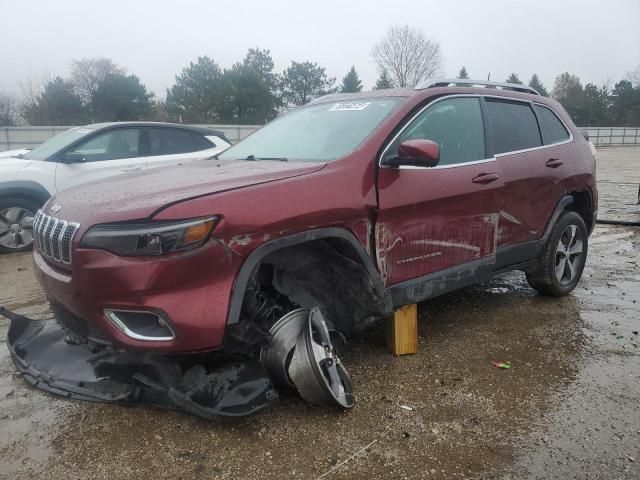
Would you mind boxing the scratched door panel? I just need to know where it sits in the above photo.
[376,162,504,286]
[496,143,576,245]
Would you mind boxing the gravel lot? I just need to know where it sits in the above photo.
[0,147,638,480]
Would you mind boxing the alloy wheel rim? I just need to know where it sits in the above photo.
[554,224,584,285]
[0,207,35,249]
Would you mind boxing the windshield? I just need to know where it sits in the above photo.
[218,98,401,162]
[24,126,96,161]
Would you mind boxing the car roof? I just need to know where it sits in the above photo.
[85,122,227,138]
[311,79,547,106]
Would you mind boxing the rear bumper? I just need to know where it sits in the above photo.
[33,239,243,353]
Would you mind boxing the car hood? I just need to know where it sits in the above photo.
[47,159,326,226]
[0,148,30,160]
[0,158,32,171]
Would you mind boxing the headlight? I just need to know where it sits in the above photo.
[80,217,219,256]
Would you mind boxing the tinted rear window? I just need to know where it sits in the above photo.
[486,100,542,154]
[192,132,214,149]
[533,105,570,145]
[148,128,200,156]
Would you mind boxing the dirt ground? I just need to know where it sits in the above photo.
[0,148,639,480]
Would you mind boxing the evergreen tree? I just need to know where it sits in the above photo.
[552,73,587,125]
[582,83,609,126]
[22,77,86,125]
[280,61,335,106]
[339,66,363,93]
[506,73,523,84]
[610,80,640,126]
[218,48,281,123]
[457,66,469,79]
[166,56,226,123]
[373,70,393,90]
[90,73,153,122]
[528,74,548,96]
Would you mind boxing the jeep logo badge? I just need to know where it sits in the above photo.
[49,204,62,214]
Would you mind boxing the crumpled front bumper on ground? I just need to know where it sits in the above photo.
[2,305,353,421]
[2,307,277,420]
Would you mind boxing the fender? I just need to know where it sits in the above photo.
[0,180,51,205]
[226,227,389,325]
[536,195,573,254]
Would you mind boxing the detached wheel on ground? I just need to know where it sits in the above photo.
[527,211,588,297]
[0,197,39,254]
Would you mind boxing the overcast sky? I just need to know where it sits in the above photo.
[1,0,638,99]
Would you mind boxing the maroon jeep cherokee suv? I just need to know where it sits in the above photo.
[31,79,597,354]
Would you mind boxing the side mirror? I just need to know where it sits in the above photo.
[61,152,87,164]
[385,139,440,168]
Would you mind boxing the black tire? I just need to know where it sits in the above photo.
[526,211,588,297]
[0,197,41,254]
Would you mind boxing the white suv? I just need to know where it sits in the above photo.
[0,122,231,253]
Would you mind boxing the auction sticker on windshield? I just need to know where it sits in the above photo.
[329,102,371,111]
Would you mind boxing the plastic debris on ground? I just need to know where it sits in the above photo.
[491,360,512,370]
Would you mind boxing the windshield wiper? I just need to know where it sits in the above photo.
[245,155,288,162]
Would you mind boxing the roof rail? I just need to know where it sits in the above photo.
[415,78,540,96]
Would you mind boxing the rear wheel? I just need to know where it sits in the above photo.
[526,211,588,297]
[0,197,40,254]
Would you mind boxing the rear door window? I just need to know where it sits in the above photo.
[486,100,542,154]
[147,128,201,156]
[533,104,570,145]
[391,97,486,166]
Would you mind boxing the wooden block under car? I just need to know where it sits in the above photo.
[387,303,419,356]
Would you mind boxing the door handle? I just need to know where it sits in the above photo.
[121,166,143,172]
[545,158,563,168]
[472,173,499,184]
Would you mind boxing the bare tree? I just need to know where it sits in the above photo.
[627,65,640,85]
[19,71,52,106]
[19,71,52,124]
[70,57,124,103]
[371,25,444,88]
[0,92,20,126]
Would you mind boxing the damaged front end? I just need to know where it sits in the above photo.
[3,237,389,420]
[2,301,356,420]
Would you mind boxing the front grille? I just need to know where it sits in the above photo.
[33,210,80,264]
